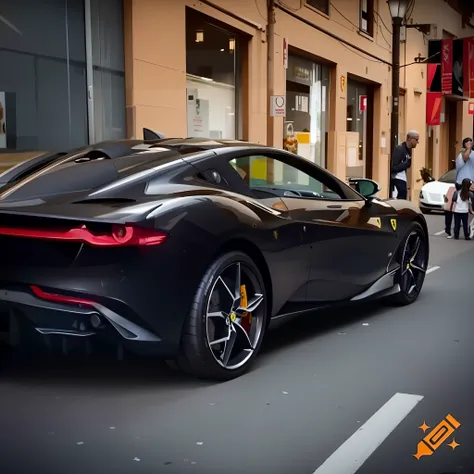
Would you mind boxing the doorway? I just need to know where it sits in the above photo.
[446,99,458,170]
[346,78,374,179]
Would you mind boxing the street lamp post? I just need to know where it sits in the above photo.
[387,0,409,158]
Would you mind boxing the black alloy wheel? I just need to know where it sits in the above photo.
[176,251,268,381]
[387,222,428,306]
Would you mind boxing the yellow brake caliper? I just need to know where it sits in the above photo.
[240,284,252,333]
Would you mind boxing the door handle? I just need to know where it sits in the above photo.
[327,204,343,209]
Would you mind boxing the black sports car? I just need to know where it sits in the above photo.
[0,134,429,380]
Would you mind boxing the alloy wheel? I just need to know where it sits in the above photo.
[205,261,265,370]
[400,229,427,296]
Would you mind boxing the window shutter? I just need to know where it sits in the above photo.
[306,0,329,15]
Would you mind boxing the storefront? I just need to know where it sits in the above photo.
[0,0,126,152]
[185,8,243,140]
[283,54,330,170]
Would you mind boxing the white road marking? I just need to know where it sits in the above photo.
[312,392,424,474]
[427,266,440,274]
[434,230,445,236]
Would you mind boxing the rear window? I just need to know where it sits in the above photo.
[438,169,456,183]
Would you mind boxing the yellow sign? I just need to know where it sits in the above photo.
[414,414,461,460]
[375,218,381,228]
[340,75,346,92]
[390,218,397,231]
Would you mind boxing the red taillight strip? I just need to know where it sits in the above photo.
[0,224,167,247]
[30,285,95,307]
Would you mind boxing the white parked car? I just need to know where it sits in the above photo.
[419,168,456,214]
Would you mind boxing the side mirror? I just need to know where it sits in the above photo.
[349,178,381,199]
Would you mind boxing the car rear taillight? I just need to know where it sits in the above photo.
[0,224,167,247]
[30,285,95,307]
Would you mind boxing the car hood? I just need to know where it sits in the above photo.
[421,180,454,194]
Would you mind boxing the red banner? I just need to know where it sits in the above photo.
[426,91,442,126]
[427,64,437,91]
[468,102,474,115]
[441,39,453,94]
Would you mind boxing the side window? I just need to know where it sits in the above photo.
[229,155,345,200]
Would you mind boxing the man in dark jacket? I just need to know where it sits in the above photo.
[390,130,419,199]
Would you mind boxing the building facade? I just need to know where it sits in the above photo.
[1,0,473,199]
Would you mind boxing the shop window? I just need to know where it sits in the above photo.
[0,0,88,151]
[0,0,126,153]
[360,0,374,36]
[306,0,330,16]
[284,55,330,169]
[185,8,243,140]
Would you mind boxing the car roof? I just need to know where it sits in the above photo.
[137,137,265,152]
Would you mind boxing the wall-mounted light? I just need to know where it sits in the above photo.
[196,30,204,43]
[229,38,235,52]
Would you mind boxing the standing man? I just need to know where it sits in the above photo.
[391,130,420,200]
[455,137,474,186]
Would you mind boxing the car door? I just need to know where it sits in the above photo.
[184,149,310,313]
[224,150,398,303]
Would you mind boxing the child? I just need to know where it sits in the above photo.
[450,178,474,240]
[444,185,457,238]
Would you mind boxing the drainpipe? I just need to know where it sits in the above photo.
[267,0,276,146]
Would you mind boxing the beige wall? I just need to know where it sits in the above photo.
[123,0,473,201]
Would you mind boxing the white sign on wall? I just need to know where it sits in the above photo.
[270,95,286,117]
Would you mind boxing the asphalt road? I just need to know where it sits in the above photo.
[1,211,473,474]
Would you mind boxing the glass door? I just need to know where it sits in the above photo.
[346,79,368,178]
[284,55,329,169]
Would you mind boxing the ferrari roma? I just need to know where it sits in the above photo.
[0,134,429,380]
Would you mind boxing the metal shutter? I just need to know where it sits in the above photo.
[306,0,329,15]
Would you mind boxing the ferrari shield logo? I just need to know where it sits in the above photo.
[375,218,381,228]
[273,230,278,240]
[390,218,397,231]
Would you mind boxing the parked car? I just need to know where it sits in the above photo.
[419,168,456,214]
[0,133,430,380]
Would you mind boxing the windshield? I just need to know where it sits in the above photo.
[438,169,456,183]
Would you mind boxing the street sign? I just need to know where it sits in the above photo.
[270,95,286,117]
[468,102,474,115]
[359,95,367,111]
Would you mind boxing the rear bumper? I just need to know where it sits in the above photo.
[0,285,178,356]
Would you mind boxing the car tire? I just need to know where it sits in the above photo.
[175,251,268,381]
[385,222,429,307]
